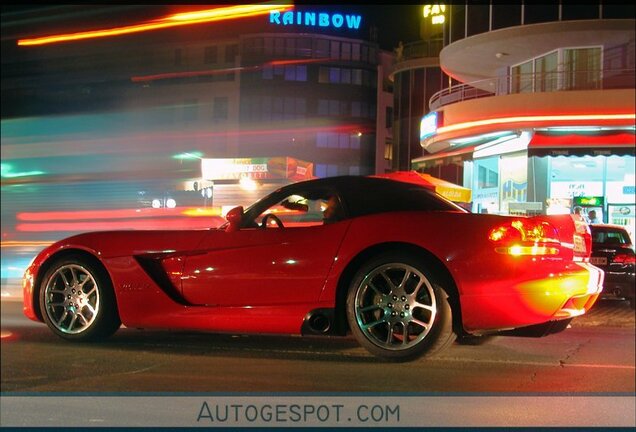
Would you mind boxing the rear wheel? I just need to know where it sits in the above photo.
[39,255,120,341]
[346,252,455,361]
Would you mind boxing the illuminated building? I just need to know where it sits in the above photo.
[392,3,635,233]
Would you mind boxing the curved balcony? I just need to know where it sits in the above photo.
[429,68,635,111]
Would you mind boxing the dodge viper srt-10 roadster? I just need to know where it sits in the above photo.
[23,176,603,361]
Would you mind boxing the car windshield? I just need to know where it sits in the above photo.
[592,227,633,246]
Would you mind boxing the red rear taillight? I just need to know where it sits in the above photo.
[613,253,636,265]
[489,219,560,256]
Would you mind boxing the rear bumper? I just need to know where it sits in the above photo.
[600,272,635,300]
[461,262,604,333]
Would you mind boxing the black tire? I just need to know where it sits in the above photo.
[346,251,456,362]
[39,255,120,341]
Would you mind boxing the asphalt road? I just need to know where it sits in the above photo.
[2,299,634,393]
[1,299,634,428]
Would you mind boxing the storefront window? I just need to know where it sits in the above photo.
[499,153,528,214]
[472,156,499,214]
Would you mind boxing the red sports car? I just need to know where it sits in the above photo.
[23,176,603,361]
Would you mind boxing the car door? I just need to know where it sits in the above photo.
[180,187,350,306]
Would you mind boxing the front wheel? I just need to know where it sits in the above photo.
[39,255,121,341]
[346,252,456,361]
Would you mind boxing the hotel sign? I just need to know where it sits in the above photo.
[423,4,446,25]
[270,10,362,30]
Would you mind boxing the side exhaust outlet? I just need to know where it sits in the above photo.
[301,308,334,335]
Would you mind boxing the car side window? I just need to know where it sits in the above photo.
[255,190,344,228]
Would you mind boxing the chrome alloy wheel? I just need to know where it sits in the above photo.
[43,264,100,334]
[354,263,437,351]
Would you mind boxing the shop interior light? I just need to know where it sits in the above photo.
[449,130,515,146]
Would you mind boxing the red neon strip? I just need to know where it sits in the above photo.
[437,114,636,135]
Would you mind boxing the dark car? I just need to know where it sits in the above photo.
[590,224,635,308]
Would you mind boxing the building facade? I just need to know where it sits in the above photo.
[392,3,635,234]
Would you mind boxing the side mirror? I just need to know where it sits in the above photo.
[225,206,244,232]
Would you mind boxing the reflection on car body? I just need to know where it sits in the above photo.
[23,176,603,361]
[590,224,635,309]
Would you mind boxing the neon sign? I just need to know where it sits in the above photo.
[423,4,446,25]
[420,112,440,139]
[269,10,362,30]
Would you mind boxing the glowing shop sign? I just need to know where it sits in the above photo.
[420,111,439,139]
[423,4,446,25]
[269,10,362,30]
[573,196,604,206]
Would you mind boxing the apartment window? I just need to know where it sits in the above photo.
[318,67,329,83]
[341,43,351,61]
[350,134,360,149]
[318,100,329,116]
[317,134,328,148]
[351,101,361,117]
[329,67,341,83]
[384,140,393,160]
[534,51,558,92]
[297,38,311,57]
[284,65,296,81]
[274,38,285,56]
[225,44,238,63]
[213,97,228,120]
[563,47,602,90]
[511,60,533,93]
[352,69,362,85]
[328,133,339,149]
[385,107,394,128]
[262,65,273,80]
[316,39,329,57]
[264,37,274,55]
[295,65,307,81]
[341,68,351,84]
[285,38,296,56]
[328,100,340,116]
[351,43,361,61]
[204,46,218,64]
[330,41,340,59]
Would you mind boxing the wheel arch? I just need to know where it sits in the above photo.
[332,242,463,336]
[32,248,116,322]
